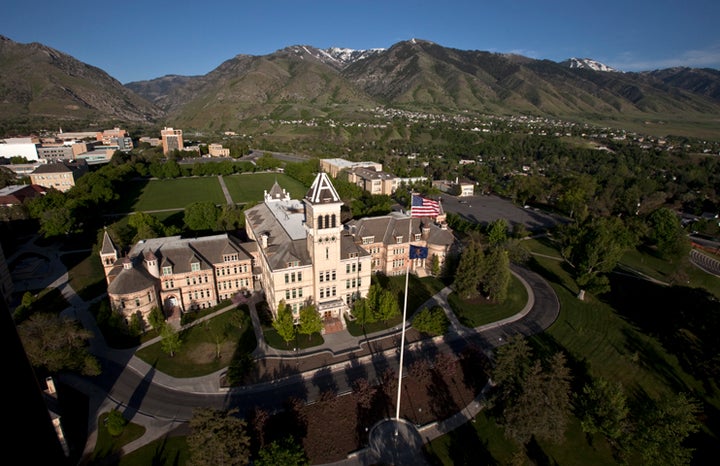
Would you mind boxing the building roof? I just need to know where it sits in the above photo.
[0,184,45,205]
[107,262,157,295]
[100,230,118,255]
[245,201,311,270]
[347,212,454,247]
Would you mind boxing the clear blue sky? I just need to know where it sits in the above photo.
[2,0,718,83]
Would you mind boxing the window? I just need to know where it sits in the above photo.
[297,271,302,281]
[362,236,374,245]
[285,273,289,284]
[396,236,403,244]
[162,266,172,276]
[191,262,200,272]
[320,289,325,298]
[319,272,324,282]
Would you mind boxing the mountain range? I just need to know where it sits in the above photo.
[1,35,719,138]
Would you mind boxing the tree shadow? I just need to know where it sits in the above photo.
[311,367,339,396]
[525,435,557,466]
[603,273,720,392]
[264,396,308,446]
[344,352,369,387]
[423,422,498,465]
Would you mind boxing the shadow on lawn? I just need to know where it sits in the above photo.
[603,273,720,392]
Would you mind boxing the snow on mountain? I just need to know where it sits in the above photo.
[324,47,385,66]
[280,45,385,69]
[561,57,620,72]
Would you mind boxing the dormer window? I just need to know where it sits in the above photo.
[414,233,422,241]
[362,236,374,245]
[396,235,403,244]
[191,262,201,272]
[162,266,172,276]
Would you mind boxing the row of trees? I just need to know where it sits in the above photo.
[491,335,701,464]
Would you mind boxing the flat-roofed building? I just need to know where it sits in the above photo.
[161,127,184,154]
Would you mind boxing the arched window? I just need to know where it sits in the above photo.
[317,215,323,229]
[324,214,330,229]
[331,214,336,227]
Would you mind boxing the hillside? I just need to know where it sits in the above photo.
[0,35,163,124]
[2,36,719,139]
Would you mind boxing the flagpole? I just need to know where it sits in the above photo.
[395,204,413,426]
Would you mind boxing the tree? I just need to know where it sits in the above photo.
[128,211,166,241]
[647,207,691,260]
[256,436,309,466]
[411,306,449,336]
[351,298,376,327]
[298,305,322,340]
[105,408,128,437]
[187,407,251,466]
[558,215,636,298]
[160,324,182,357]
[353,377,377,410]
[453,239,485,299]
[487,218,509,247]
[632,393,701,466]
[184,201,221,231]
[482,248,511,303]
[577,377,629,443]
[492,335,532,407]
[273,301,296,346]
[17,313,100,376]
[376,289,401,323]
[147,306,166,331]
[503,352,572,445]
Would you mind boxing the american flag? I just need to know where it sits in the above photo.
[411,194,441,217]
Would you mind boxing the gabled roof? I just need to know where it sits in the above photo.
[306,172,341,204]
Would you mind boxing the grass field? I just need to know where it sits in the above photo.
[134,306,254,378]
[447,274,528,328]
[221,172,308,203]
[115,177,227,212]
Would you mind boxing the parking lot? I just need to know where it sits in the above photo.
[440,194,568,231]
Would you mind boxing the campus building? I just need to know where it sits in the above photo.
[101,172,456,332]
[101,232,256,328]
[161,127,184,154]
[29,159,88,192]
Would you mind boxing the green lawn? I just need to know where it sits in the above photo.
[62,251,107,301]
[447,274,528,328]
[221,172,308,203]
[263,328,324,350]
[91,411,146,463]
[116,177,226,212]
[134,306,255,378]
[425,239,720,464]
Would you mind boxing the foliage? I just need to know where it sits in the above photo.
[483,248,511,303]
[298,305,322,340]
[106,408,128,437]
[147,306,165,331]
[255,436,309,466]
[487,218,509,246]
[376,289,401,323]
[160,324,182,357]
[631,393,701,466]
[412,306,449,335]
[577,377,629,443]
[17,313,101,375]
[453,238,485,298]
[646,207,691,260]
[351,297,376,326]
[272,301,296,345]
[187,407,251,466]
[558,215,637,296]
[184,201,221,232]
[502,352,572,445]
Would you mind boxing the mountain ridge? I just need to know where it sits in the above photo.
[2,35,719,138]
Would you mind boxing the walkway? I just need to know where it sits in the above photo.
[217,175,233,205]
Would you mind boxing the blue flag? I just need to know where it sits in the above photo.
[409,245,429,259]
